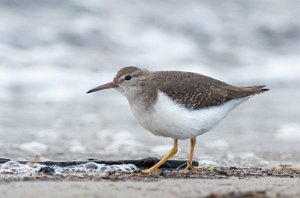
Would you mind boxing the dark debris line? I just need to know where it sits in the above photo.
[1,157,300,180]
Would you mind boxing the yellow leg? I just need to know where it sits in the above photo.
[185,137,198,171]
[143,139,178,174]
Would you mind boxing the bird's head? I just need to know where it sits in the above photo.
[87,66,150,96]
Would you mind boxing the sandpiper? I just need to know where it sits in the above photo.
[87,66,269,173]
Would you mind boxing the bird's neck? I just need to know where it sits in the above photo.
[126,86,158,111]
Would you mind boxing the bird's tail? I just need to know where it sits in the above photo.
[244,85,269,95]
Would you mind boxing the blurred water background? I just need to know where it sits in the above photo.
[0,0,300,167]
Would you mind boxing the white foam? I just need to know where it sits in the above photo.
[19,141,48,153]
[113,26,198,65]
[275,123,300,142]
[97,131,143,156]
[184,55,300,85]
[205,140,229,150]
[69,140,87,154]
[36,130,60,142]
[53,163,138,176]
[239,152,257,160]
[198,160,218,167]
[225,152,270,166]
[0,161,42,176]
[0,161,138,177]
[69,145,86,154]
[151,145,174,156]
[231,56,300,84]
[0,66,115,103]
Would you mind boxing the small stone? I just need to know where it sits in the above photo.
[84,162,98,170]
[1,161,21,169]
[38,166,55,175]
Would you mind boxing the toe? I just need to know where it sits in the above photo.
[142,168,156,174]
[183,164,198,172]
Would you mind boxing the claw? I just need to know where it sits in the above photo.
[142,168,157,174]
[183,162,199,172]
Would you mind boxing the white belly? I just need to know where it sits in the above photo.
[129,91,248,139]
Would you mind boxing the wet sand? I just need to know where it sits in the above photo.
[0,178,300,198]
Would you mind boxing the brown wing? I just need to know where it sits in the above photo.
[151,71,268,110]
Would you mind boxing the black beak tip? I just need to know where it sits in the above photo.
[86,90,93,94]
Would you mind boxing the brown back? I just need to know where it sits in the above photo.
[150,71,268,110]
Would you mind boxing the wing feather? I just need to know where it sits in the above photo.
[151,71,265,110]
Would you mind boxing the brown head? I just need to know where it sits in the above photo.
[87,66,150,96]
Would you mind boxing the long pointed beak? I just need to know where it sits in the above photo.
[87,82,118,94]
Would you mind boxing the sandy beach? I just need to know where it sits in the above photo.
[0,178,299,198]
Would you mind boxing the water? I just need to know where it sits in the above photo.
[0,0,300,170]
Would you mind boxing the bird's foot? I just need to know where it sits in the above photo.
[142,168,157,174]
[183,163,199,172]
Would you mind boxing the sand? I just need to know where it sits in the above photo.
[0,178,299,198]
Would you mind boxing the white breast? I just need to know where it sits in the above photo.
[129,91,248,139]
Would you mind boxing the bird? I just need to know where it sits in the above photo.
[87,66,269,173]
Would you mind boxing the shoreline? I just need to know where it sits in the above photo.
[1,158,300,197]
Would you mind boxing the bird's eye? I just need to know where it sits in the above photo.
[124,75,132,81]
